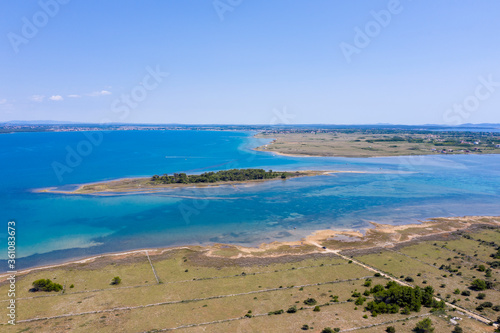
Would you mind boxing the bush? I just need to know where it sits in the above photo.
[321,328,334,333]
[461,290,471,296]
[452,325,463,333]
[405,276,414,282]
[31,279,63,292]
[470,279,487,291]
[111,276,122,285]
[69,284,74,288]
[477,293,486,300]
[287,305,297,313]
[304,298,317,306]
[313,305,321,312]
[413,318,434,332]
[301,324,309,330]
[355,297,366,305]
[386,326,396,333]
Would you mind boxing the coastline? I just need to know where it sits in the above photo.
[2,215,498,281]
[34,170,365,195]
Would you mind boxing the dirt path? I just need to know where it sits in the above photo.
[307,241,496,327]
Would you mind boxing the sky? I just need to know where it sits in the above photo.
[1,0,500,125]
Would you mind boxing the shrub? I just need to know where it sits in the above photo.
[477,293,486,300]
[304,298,317,306]
[287,305,297,313]
[405,276,414,282]
[478,265,486,272]
[31,279,63,292]
[355,297,366,305]
[453,289,460,295]
[111,276,122,285]
[301,324,309,330]
[69,284,74,288]
[386,326,396,333]
[452,325,463,333]
[374,273,382,277]
[470,279,487,291]
[413,318,434,332]
[313,305,321,312]
[461,290,471,296]
[321,328,334,333]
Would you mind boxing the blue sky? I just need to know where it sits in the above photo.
[1,0,499,125]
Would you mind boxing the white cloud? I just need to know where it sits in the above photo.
[88,90,111,97]
[31,95,45,102]
[0,99,6,104]
[68,94,81,98]
[49,95,64,101]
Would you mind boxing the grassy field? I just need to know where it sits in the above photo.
[1,220,499,332]
[255,132,500,157]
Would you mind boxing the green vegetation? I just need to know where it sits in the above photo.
[31,279,63,292]
[111,276,122,285]
[365,282,440,315]
[151,169,289,184]
[303,298,317,306]
[413,318,434,332]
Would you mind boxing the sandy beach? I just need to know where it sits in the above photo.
[3,215,497,282]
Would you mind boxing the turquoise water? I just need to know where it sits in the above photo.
[1,130,500,270]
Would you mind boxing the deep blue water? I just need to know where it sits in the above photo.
[1,130,500,270]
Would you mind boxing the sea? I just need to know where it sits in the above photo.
[1,130,500,270]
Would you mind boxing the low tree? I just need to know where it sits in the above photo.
[413,318,434,333]
[452,325,463,333]
[303,298,317,306]
[470,279,487,291]
[321,328,334,333]
[386,326,396,333]
[111,276,122,285]
[31,279,63,292]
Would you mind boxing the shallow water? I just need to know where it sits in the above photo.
[1,130,499,269]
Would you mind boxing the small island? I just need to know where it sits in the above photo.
[37,169,344,195]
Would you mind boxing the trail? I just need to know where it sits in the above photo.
[308,241,496,327]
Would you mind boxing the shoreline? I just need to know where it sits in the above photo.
[2,215,498,280]
[34,170,365,195]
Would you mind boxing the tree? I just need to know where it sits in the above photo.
[111,276,122,285]
[287,305,297,313]
[452,325,463,333]
[470,279,487,291]
[304,298,317,306]
[313,305,321,312]
[321,328,334,333]
[386,327,396,333]
[31,279,63,292]
[413,318,434,333]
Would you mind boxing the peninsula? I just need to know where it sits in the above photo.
[255,129,500,157]
[37,169,346,195]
